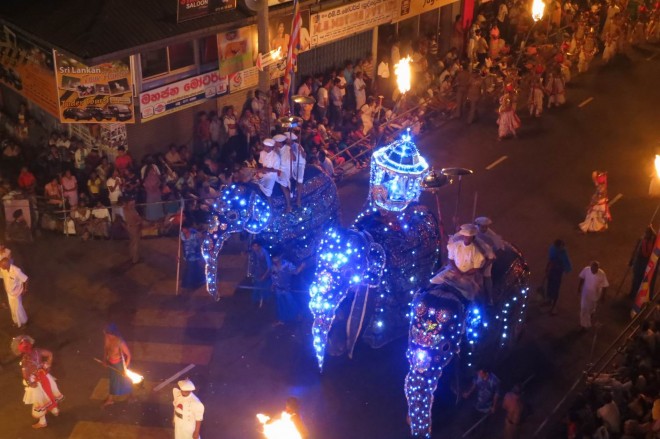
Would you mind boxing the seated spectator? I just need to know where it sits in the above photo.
[6,209,32,243]
[70,202,92,240]
[17,166,36,193]
[165,144,186,169]
[44,177,63,206]
[90,201,111,239]
[596,392,621,434]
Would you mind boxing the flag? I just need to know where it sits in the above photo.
[633,231,660,314]
[282,0,301,112]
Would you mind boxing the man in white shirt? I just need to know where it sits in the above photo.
[173,379,204,439]
[256,139,281,198]
[315,78,330,123]
[286,132,305,208]
[330,78,344,129]
[273,134,292,213]
[0,257,28,327]
[353,71,367,110]
[577,261,609,330]
[376,55,390,99]
[297,76,312,97]
[431,224,489,301]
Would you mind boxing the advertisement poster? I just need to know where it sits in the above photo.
[217,25,258,77]
[177,0,237,23]
[54,52,135,124]
[395,0,449,21]
[311,0,395,48]
[229,67,258,93]
[0,26,59,117]
[139,70,228,122]
[269,8,311,54]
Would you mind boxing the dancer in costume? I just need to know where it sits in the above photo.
[12,335,64,429]
[497,85,520,141]
[579,171,611,233]
[102,323,135,407]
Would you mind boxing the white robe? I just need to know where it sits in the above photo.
[277,145,292,188]
[257,150,280,197]
[1,264,28,326]
[173,389,204,439]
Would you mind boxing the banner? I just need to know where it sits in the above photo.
[270,8,311,54]
[394,0,448,22]
[217,25,258,77]
[177,0,237,23]
[633,232,660,314]
[0,26,59,117]
[229,67,258,93]
[310,0,395,48]
[139,71,228,122]
[54,52,135,124]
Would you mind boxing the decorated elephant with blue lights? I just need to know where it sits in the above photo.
[203,166,340,300]
[309,132,441,369]
[405,244,530,438]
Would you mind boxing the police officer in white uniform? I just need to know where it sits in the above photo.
[173,379,204,439]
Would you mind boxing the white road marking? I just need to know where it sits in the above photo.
[152,364,196,392]
[485,155,508,170]
[608,193,623,206]
[647,53,658,61]
[578,97,594,108]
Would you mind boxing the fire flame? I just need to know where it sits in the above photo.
[272,47,282,60]
[532,0,545,21]
[655,155,660,179]
[257,412,302,439]
[395,56,412,95]
[125,368,144,384]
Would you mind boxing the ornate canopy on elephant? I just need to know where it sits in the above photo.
[203,165,339,300]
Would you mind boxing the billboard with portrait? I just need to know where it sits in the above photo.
[217,25,258,77]
[268,8,311,79]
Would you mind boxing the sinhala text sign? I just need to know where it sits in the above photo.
[310,0,395,48]
[55,52,135,124]
[139,71,228,122]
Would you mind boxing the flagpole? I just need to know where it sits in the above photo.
[175,198,184,296]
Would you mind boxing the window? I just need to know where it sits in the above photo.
[199,35,218,65]
[141,42,196,79]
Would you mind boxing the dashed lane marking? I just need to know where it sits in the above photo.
[68,422,170,439]
[608,193,623,206]
[578,97,594,108]
[485,155,508,170]
[128,341,213,365]
[133,308,225,328]
[647,53,658,61]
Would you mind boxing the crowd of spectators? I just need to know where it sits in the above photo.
[558,318,660,438]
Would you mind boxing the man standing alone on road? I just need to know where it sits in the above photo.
[463,366,501,415]
[577,261,609,331]
[123,198,143,264]
[173,379,204,439]
[1,256,28,328]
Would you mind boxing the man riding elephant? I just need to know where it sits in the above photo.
[430,223,494,302]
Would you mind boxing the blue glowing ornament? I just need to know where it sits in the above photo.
[204,167,339,300]
[370,129,429,212]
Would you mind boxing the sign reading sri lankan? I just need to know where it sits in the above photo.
[0,26,59,117]
[54,52,135,124]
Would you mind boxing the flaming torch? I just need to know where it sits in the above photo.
[531,0,545,22]
[257,412,302,439]
[124,368,144,384]
[394,56,412,95]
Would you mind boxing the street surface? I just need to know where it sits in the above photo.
[1,43,660,439]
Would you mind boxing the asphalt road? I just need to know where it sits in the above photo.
[1,43,659,439]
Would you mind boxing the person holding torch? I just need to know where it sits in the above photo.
[102,323,136,407]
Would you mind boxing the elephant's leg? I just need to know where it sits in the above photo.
[202,234,225,301]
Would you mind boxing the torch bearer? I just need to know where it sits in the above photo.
[514,0,546,68]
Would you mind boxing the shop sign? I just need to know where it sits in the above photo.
[228,67,258,93]
[310,0,395,48]
[0,26,59,117]
[139,70,228,122]
[54,51,135,124]
[218,25,258,76]
[394,0,451,22]
[177,0,237,23]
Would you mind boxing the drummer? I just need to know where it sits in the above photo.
[273,134,292,213]
[255,138,281,199]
